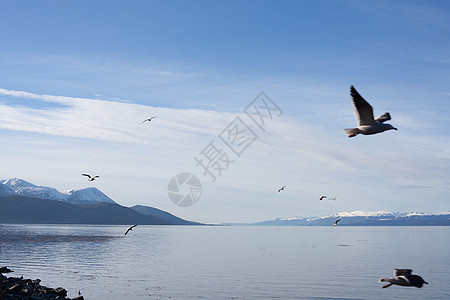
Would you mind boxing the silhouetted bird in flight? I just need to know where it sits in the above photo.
[143,116,157,123]
[343,86,397,137]
[278,185,286,192]
[333,219,340,226]
[380,269,428,288]
[319,195,327,200]
[82,174,99,182]
[125,224,137,235]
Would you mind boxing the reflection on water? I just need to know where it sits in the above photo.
[0,235,119,243]
[1,225,449,299]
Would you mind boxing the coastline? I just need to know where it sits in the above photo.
[0,267,84,300]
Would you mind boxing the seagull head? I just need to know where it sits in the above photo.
[383,124,397,132]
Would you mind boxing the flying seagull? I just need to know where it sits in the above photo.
[343,86,397,137]
[278,185,286,192]
[380,269,428,288]
[82,174,99,182]
[319,195,327,200]
[125,224,137,235]
[143,116,157,123]
[333,219,341,225]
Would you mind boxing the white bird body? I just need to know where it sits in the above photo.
[344,86,397,137]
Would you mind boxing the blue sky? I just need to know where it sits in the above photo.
[0,0,449,223]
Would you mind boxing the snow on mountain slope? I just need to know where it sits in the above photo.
[1,178,116,205]
[0,183,13,196]
[64,187,116,204]
[3,178,68,201]
[254,210,450,226]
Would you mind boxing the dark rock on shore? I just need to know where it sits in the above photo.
[0,267,83,300]
[0,267,13,274]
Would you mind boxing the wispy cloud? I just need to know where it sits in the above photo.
[1,87,449,223]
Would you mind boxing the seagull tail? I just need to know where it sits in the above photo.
[343,128,360,137]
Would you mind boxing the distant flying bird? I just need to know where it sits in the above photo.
[333,219,341,225]
[380,269,428,288]
[143,116,157,123]
[319,195,327,200]
[343,86,397,138]
[278,185,286,192]
[82,174,99,182]
[125,224,137,235]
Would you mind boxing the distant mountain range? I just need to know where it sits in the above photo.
[1,178,116,205]
[0,178,202,225]
[224,211,450,226]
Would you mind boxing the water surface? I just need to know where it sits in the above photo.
[1,225,448,299]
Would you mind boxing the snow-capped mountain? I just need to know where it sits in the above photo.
[2,178,68,201]
[1,178,116,205]
[64,187,115,204]
[242,210,450,226]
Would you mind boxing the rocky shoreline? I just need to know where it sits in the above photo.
[0,267,84,300]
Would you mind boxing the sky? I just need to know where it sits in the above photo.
[0,0,449,223]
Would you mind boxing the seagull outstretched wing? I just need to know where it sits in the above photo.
[350,86,375,126]
[125,224,137,235]
[143,116,157,123]
[395,269,413,276]
[375,112,391,123]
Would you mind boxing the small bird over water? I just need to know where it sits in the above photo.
[125,224,137,235]
[380,269,428,288]
[278,185,286,192]
[82,174,99,182]
[143,116,157,123]
[343,86,397,138]
[333,219,341,225]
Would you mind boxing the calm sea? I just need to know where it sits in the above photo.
[0,225,449,299]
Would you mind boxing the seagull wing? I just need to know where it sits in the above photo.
[374,112,391,123]
[395,269,413,276]
[125,224,137,235]
[397,275,410,284]
[350,86,375,126]
[82,174,91,179]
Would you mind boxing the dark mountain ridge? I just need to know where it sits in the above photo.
[0,195,199,225]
